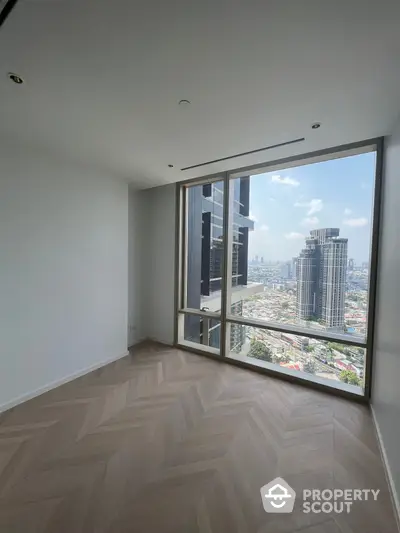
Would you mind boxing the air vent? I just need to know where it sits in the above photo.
[181,137,305,171]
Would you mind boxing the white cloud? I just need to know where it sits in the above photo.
[344,208,352,216]
[249,211,257,222]
[285,232,304,240]
[343,217,368,227]
[260,224,269,231]
[307,199,323,215]
[301,216,319,226]
[294,198,323,215]
[271,175,300,187]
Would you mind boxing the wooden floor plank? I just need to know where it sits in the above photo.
[0,342,397,533]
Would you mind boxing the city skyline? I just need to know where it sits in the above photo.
[247,152,375,263]
[250,255,368,267]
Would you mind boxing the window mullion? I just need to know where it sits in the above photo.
[220,173,232,357]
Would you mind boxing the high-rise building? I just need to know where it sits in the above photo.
[348,258,354,271]
[186,178,262,349]
[296,228,348,330]
[280,261,292,279]
[260,256,264,264]
[291,257,298,280]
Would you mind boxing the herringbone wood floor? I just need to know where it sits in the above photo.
[0,343,397,533]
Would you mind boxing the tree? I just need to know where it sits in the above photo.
[273,352,291,364]
[249,340,273,362]
[281,301,289,310]
[325,350,333,362]
[339,370,361,386]
[327,342,345,354]
[303,359,316,374]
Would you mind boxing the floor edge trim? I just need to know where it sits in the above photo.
[371,405,400,532]
[0,350,130,414]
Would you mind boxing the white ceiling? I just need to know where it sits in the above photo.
[0,0,400,188]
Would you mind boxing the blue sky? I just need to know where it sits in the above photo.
[248,152,376,263]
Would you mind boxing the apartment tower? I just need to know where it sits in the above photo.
[296,228,348,330]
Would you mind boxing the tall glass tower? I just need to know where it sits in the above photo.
[296,228,348,330]
[185,178,255,348]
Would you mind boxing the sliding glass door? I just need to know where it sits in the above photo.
[176,140,382,399]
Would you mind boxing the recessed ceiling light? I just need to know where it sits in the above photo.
[178,99,191,106]
[311,122,321,129]
[168,164,174,168]
[8,72,24,84]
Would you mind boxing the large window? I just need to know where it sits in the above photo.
[176,141,381,398]
[184,181,225,314]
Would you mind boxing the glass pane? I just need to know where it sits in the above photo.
[181,313,221,350]
[228,152,376,343]
[227,324,364,394]
[185,181,224,313]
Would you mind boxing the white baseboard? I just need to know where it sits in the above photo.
[371,406,400,531]
[147,336,173,347]
[0,350,130,415]
[128,336,148,350]
[128,336,174,349]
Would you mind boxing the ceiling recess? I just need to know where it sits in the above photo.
[181,137,306,171]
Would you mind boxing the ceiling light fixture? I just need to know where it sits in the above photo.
[178,99,191,106]
[8,72,24,84]
[311,122,321,129]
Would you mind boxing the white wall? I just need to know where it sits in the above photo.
[128,187,147,346]
[372,121,400,515]
[0,142,129,410]
[137,184,176,345]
